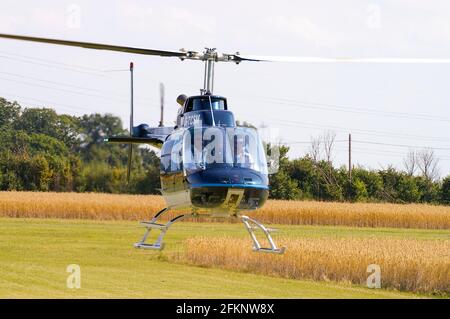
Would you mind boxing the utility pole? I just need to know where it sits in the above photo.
[159,83,164,127]
[348,133,352,181]
[130,62,134,136]
[127,61,134,182]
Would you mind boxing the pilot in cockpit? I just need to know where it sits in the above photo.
[235,141,254,168]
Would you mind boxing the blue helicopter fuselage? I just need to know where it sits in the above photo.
[156,95,270,215]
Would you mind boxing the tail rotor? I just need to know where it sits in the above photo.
[159,83,164,127]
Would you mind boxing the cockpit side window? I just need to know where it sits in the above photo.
[170,135,183,172]
[160,134,184,173]
[160,139,174,173]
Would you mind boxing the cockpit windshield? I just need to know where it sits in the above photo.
[182,126,268,175]
[186,97,226,112]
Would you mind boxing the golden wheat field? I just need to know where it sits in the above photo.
[174,237,450,294]
[0,191,449,229]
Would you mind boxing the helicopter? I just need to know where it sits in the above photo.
[2,33,450,254]
[0,34,286,253]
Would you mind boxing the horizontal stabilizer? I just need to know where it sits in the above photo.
[105,125,173,149]
[104,136,164,148]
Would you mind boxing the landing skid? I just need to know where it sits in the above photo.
[134,208,188,250]
[240,215,286,254]
[134,208,285,254]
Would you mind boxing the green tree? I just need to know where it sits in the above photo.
[287,156,316,199]
[378,166,402,202]
[314,160,343,201]
[268,145,301,200]
[14,108,79,148]
[269,170,301,200]
[415,176,440,203]
[346,177,369,202]
[440,175,450,205]
[131,148,161,194]
[77,113,128,166]
[78,162,126,193]
[0,98,21,127]
[352,167,383,200]
[397,174,420,203]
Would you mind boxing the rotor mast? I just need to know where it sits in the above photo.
[179,47,242,95]
[201,48,216,94]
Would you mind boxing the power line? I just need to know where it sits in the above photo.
[283,140,450,161]
[0,76,129,103]
[1,48,449,155]
[285,143,450,162]
[285,139,347,145]
[335,144,450,158]
[6,98,90,115]
[269,118,450,143]
[0,71,155,103]
[356,150,441,161]
[1,47,448,122]
[0,76,160,107]
[0,71,112,93]
[285,137,450,151]
[0,49,132,74]
[0,54,113,78]
[0,91,104,113]
[259,96,450,122]
[352,140,450,151]
[0,49,107,73]
[3,79,448,152]
[0,50,148,77]
[0,91,159,117]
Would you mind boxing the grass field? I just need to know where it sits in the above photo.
[0,191,448,298]
[0,218,448,298]
[1,191,449,229]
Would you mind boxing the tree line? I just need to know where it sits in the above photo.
[0,98,160,194]
[270,145,449,204]
[0,98,449,205]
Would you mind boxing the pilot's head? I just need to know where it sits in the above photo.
[176,94,187,106]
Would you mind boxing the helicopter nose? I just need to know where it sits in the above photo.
[190,185,268,211]
[187,167,269,211]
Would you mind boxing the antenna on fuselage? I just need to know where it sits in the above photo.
[208,94,216,126]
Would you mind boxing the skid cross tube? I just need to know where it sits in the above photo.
[134,208,188,250]
[240,215,286,254]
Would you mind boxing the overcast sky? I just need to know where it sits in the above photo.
[0,0,449,176]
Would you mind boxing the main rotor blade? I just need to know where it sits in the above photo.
[235,55,450,64]
[0,33,187,58]
[4,33,448,64]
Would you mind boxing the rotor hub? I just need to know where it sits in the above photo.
[179,47,241,64]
